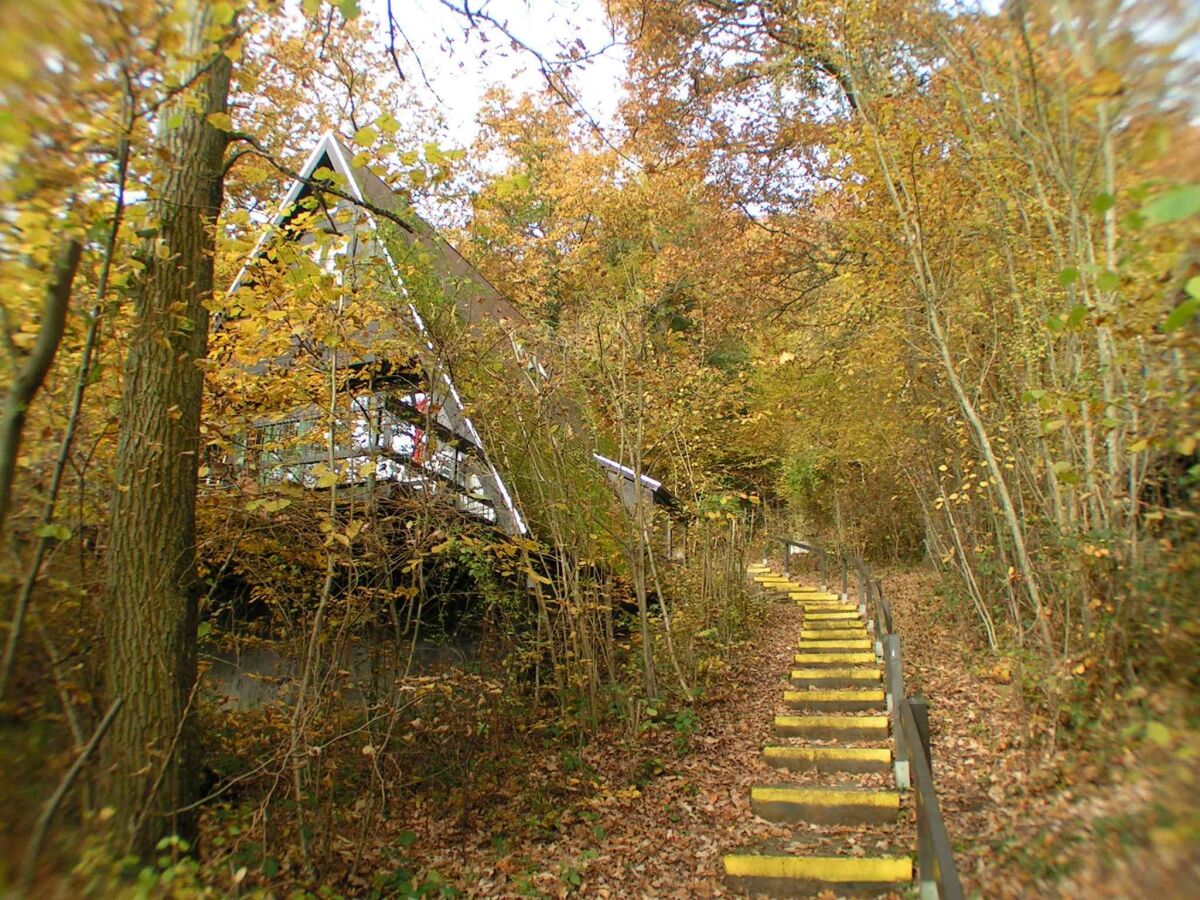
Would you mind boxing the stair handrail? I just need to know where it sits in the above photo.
[777,539,965,900]
[768,534,828,591]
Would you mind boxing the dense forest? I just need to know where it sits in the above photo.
[0,0,1197,896]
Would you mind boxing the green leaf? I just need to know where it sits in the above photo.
[302,0,321,14]
[1163,297,1200,332]
[1090,192,1115,215]
[1141,183,1200,225]
[35,523,72,541]
[197,622,213,640]
[206,111,234,132]
[1185,276,1200,300]
[211,2,235,26]
[376,112,401,135]
[1021,389,1047,402]
[338,0,360,20]
[353,125,377,147]
[1096,270,1120,292]
[1066,305,1088,328]
[1058,268,1079,288]
[1042,419,1067,434]
[494,172,530,199]
[1145,721,1171,748]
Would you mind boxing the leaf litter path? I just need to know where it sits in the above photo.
[887,568,1200,900]
[405,595,914,898]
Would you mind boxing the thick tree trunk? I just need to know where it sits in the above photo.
[101,0,231,856]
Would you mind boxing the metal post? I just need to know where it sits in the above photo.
[885,634,910,789]
[840,556,848,599]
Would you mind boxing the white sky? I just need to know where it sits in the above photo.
[364,0,628,148]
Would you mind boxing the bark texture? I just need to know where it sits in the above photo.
[101,0,231,855]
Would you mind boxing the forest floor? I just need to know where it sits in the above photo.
[10,567,1198,897]
[383,568,1199,899]
[888,569,1200,900]
[369,594,827,897]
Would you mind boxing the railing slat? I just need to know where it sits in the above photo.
[899,699,964,900]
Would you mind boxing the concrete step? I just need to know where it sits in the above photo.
[803,618,866,631]
[790,667,880,687]
[723,854,912,896]
[749,785,901,825]
[775,714,889,740]
[783,689,886,712]
[804,611,861,622]
[793,601,856,611]
[799,628,867,640]
[789,591,842,601]
[763,745,891,774]
[792,651,877,667]
[796,639,873,652]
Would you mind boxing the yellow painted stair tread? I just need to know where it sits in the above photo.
[763,746,891,764]
[794,652,876,664]
[805,612,860,620]
[750,786,900,808]
[790,667,880,680]
[797,640,872,650]
[783,689,885,703]
[775,714,888,729]
[800,628,867,638]
[723,854,912,883]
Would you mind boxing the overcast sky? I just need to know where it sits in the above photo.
[365,0,629,147]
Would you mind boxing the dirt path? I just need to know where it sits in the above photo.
[407,597,805,897]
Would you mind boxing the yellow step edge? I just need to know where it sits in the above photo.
[763,746,891,764]
[805,613,861,621]
[782,696,888,710]
[723,855,913,883]
[801,633,868,643]
[775,714,888,730]
[794,652,876,664]
[790,667,880,680]
[799,628,867,638]
[790,593,841,600]
[797,640,872,650]
[750,786,900,809]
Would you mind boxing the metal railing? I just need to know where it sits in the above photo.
[773,538,965,900]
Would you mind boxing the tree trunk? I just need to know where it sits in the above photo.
[101,0,231,856]
[0,238,82,538]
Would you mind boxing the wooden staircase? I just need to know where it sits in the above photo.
[722,563,913,897]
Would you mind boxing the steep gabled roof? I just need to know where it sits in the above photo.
[226,132,528,535]
[329,137,527,329]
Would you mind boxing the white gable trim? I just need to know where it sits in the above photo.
[593,452,663,492]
